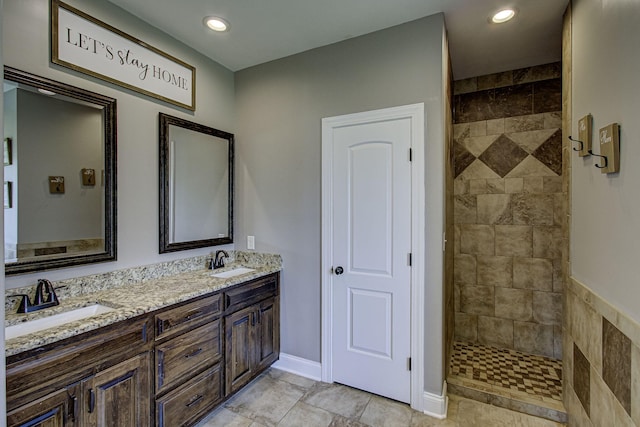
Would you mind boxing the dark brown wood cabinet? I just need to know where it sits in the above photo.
[6,272,280,427]
[7,388,73,427]
[81,352,151,427]
[6,316,153,427]
[224,275,280,395]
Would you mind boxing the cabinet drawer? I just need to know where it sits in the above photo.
[224,274,278,312]
[6,316,151,413]
[156,363,223,427]
[156,320,221,393]
[155,293,221,338]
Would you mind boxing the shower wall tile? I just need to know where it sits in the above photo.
[495,225,532,257]
[453,63,564,359]
[454,254,477,285]
[495,287,533,321]
[513,257,553,291]
[505,177,524,193]
[486,178,505,194]
[468,179,487,194]
[476,194,511,224]
[486,118,505,135]
[514,321,554,358]
[533,78,562,114]
[477,256,512,287]
[455,312,478,342]
[565,277,640,427]
[460,225,495,255]
[590,366,616,427]
[513,62,561,84]
[477,70,513,90]
[574,343,591,416]
[478,316,514,348]
[504,114,545,133]
[523,176,545,193]
[533,291,562,325]
[533,226,563,258]
[512,194,555,225]
[454,195,477,224]
[603,318,632,414]
[460,285,495,316]
[632,344,640,426]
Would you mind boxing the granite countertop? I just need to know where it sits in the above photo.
[5,259,281,357]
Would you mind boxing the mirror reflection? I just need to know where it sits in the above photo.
[159,113,233,253]
[3,66,117,274]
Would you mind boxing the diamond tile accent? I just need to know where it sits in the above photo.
[478,135,529,177]
[532,129,562,175]
[454,141,476,178]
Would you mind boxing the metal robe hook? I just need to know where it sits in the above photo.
[568,135,584,152]
[588,150,608,169]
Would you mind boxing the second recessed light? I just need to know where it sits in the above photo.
[204,16,230,32]
[492,9,516,24]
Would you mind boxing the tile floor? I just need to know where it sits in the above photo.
[195,367,566,427]
[449,341,563,402]
[447,341,566,423]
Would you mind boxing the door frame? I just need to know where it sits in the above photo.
[321,103,425,411]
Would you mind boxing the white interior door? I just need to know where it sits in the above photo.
[328,115,412,403]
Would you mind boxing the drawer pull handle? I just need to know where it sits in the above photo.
[184,310,202,321]
[186,394,203,408]
[185,347,203,358]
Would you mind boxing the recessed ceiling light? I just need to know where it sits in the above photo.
[37,88,56,96]
[491,9,516,24]
[204,16,230,32]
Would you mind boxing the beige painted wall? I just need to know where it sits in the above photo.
[570,0,640,323]
[235,14,447,394]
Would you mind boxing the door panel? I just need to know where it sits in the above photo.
[349,288,392,358]
[331,116,412,403]
[350,142,392,275]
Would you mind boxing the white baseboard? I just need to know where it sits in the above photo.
[272,353,322,381]
[422,381,448,419]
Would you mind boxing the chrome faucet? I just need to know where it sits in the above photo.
[212,250,229,269]
[16,279,60,313]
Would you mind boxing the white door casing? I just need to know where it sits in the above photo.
[321,103,425,410]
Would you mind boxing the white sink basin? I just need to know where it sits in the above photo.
[5,304,115,340]
[210,267,255,278]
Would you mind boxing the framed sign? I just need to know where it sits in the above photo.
[51,0,196,111]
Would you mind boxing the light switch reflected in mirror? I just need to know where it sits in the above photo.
[159,113,233,253]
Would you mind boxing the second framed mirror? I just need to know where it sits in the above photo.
[159,113,233,253]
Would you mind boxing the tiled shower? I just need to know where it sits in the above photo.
[448,62,567,421]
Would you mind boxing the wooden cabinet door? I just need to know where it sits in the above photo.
[82,352,151,427]
[256,297,280,371]
[225,305,256,394]
[7,388,74,427]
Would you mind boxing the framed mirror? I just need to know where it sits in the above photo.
[3,66,117,274]
[159,113,233,253]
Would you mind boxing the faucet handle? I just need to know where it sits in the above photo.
[37,279,59,304]
[14,294,32,314]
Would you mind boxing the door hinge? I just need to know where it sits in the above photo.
[408,253,412,266]
[409,148,413,162]
[407,357,412,371]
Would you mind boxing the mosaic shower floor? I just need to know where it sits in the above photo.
[448,341,567,423]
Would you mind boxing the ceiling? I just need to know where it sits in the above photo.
[107,0,569,80]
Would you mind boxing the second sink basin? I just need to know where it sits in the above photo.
[210,267,255,278]
[5,304,115,340]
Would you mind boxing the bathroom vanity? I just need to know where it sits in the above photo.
[5,262,280,427]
